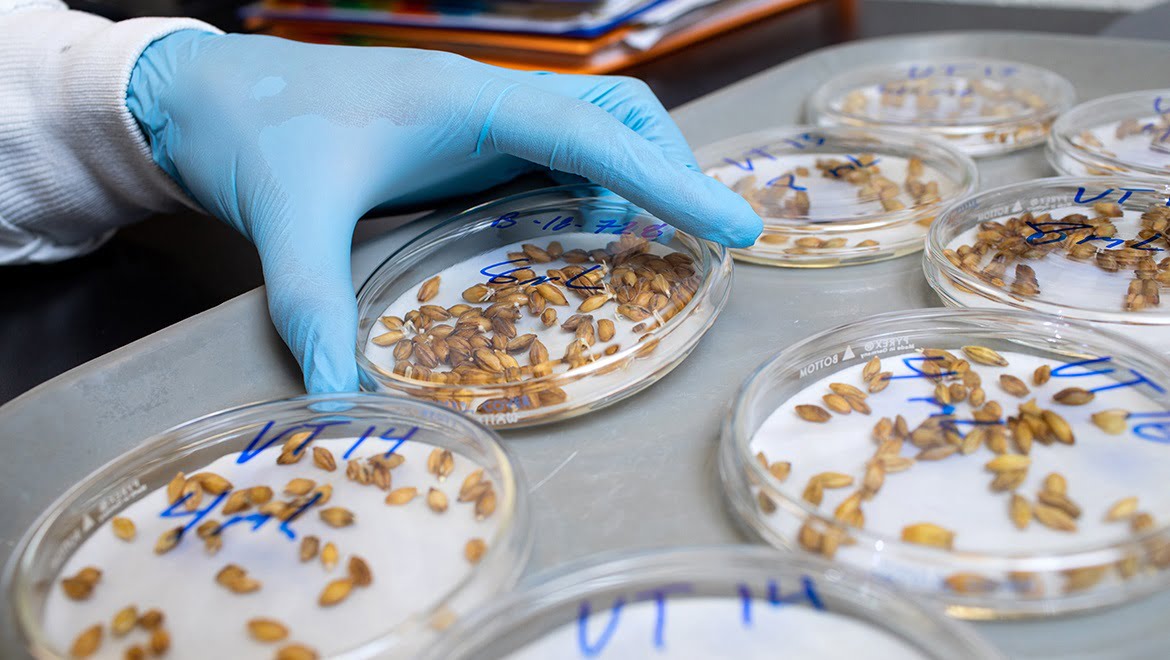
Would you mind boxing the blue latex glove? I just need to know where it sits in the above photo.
[126,31,762,393]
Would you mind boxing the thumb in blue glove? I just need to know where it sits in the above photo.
[126,31,763,394]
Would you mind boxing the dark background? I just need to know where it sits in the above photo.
[0,0,1128,404]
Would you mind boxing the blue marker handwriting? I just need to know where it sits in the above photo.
[479,258,605,291]
[719,134,827,172]
[488,212,669,241]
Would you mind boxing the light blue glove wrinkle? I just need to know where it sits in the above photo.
[126,32,762,394]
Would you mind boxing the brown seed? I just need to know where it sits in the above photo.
[192,472,233,495]
[999,374,1030,398]
[462,283,490,303]
[990,469,1027,492]
[138,609,164,630]
[1106,496,1139,522]
[111,517,136,542]
[248,485,274,505]
[901,523,955,549]
[465,538,487,564]
[962,345,1008,367]
[795,404,832,423]
[812,472,854,489]
[276,644,319,660]
[418,275,441,302]
[578,294,610,313]
[427,487,449,513]
[348,556,373,587]
[112,605,138,636]
[1092,409,1128,435]
[986,455,1030,473]
[149,629,170,655]
[1038,491,1082,519]
[154,526,183,555]
[166,472,186,506]
[1033,365,1051,386]
[597,319,615,342]
[829,382,867,399]
[768,461,791,482]
[247,618,289,642]
[1132,512,1155,533]
[1053,387,1095,406]
[284,478,316,496]
[428,448,455,480]
[319,578,354,607]
[1042,410,1074,444]
[540,309,557,327]
[945,573,998,594]
[372,330,405,347]
[125,645,146,660]
[222,490,251,515]
[312,447,336,472]
[386,487,418,505]
[757,491,777,514]
[862,356,881,381]
[1035,503,1078,532]
[321,542,339,571]
[181,479,203,511]
[70,624,102,658]
[475,489,497,519]
[319,507,354,528]
[300,536,320,562]
[868,372,893,393]
[801,479,824,506]
[822,393,852,414]
[1064,566,1107,592]
[535,283,568,306]
[1010,494,1031,530]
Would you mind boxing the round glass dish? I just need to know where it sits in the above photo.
[418,546,1002,659]
[356,184,732,429]
[696,126,977,267]
[808,59,1075,157]
[1048,90,1170,179]
[720,308,1170,620]
[924,176,1170,353]
[4,393,531,660]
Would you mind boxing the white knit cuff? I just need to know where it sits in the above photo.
[56,16,223,216]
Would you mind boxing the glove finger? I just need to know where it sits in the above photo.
[505,71,700,169]
[483,84,762,248]
[258,217,361,394]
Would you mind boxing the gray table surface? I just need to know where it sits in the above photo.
[5,31,1170,659]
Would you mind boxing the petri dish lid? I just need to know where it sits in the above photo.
[355,184,732,428]
[696,126,977,268]
[419,546,1002,659]
[808,59,1075,157]
[4,393,531,659]
[721,308,1170,618]
[925,177,1170,338]
[1048,90,1170,179]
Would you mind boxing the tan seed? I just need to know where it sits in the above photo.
[829,382,867,399]
[1092,409,1128,435]
[862,356,881,381]
[154,526,183,555]
[418,275,441,302]
[1035,503,1078,532]
[986,455,1031,473]
[962,345,1009,367]
[801,479,824,506]
[768,461,791,482]
[386,487,418,505]
[757,491,777,514]
[945,573,998,594]
[1038,491,1082,519]
[1033,365,1052,386]
[462,283,490,303]
[465,538,487,564]
[149,629,170,655]
[535,283,568,306]
[247,618,289,642]
[597,319,615,342]
[1010,494,1032,530]
[70,624,102,658]
[1042,410,1074,444]
[165,472,186,506]
[285,478,316,496]
[990,469,1027,492]
[1053,387,1095,406]
[138,609,164,630]
[1106,496,1139,522]
[427,488,449,513]
[795,404,832,423]
[578,294,610,313]
[428,448,455,480]
[300,536,319,562]
[321,542,339,570]
[372,330,405,347]
[348,556,373,587]
[868,372,892,393]
[319,578,354,606]
[192,472,233,495]
[999,374,1030,398]
[812,472,854,489]
[248,485,274,505]
[111,517,136,542]
[312,447,336,472]
[276,644,319,660]
[475,489,497,519]
[822,393,852,414]
[1042,472,1067,496]
[112,605,138,636]
[902,523,955,549]
[1132,512,1155,533]
[125,645,146,660]
[319,507,354,528]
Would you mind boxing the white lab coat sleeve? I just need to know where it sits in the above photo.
[0,0,221,264]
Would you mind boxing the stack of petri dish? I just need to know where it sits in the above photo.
[808,59,1075,157]
[697,126,977,267]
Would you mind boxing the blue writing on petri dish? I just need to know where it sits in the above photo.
[738,577,825,626]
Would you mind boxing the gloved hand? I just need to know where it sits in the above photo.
[126,31,762,393]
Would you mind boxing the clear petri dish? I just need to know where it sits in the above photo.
[418,546,1003,659]
[924,176,1170,353]
[696,126,977,268]
[1048,90,1170,179]
[4,393,531,659]
[720,308,1170,619]
[808,59,1075,157]
[355,184,732,429]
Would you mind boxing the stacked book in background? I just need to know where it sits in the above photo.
[240,0,828,73]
